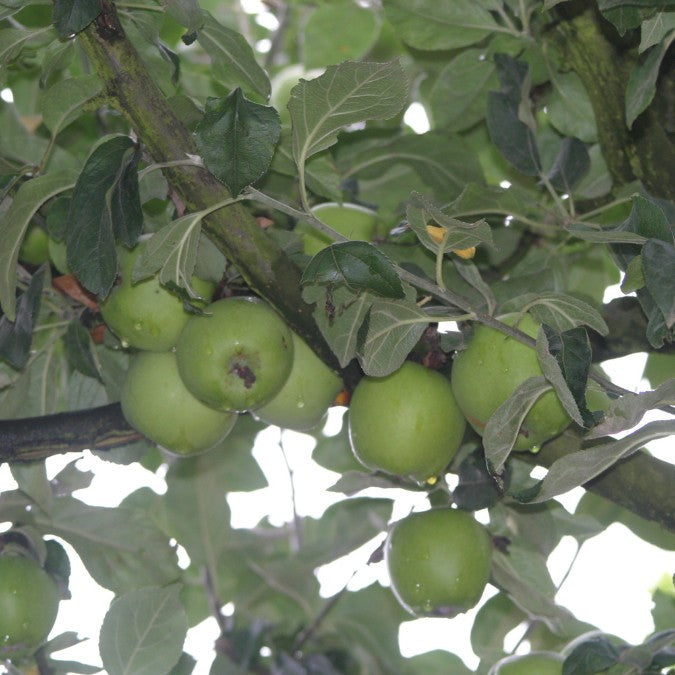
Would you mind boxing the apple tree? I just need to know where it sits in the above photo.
[0,0,674,673]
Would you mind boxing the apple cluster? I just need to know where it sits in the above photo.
[100,246,343,456]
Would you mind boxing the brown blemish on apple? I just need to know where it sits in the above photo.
[230,363,256,389]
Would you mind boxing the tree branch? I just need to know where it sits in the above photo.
[550,1,675,200]
[2,403,673,532]
[76,0,338,370]
[0,403,140,462]
[519,428,675,532]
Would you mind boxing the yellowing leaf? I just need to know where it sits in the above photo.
[453,246,476,259]
[425,225,476,258]
[426,223,447,244]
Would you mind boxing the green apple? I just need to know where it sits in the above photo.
[451,313,570,452]
[348,361,466,482]
[18,223,50,265]
[0,554,60,661]
[488,651,564,675]
[385,508,492,616]
[254,332,343,431]
[296,202,381,256]
[100,245,215,352]
[175,297,294,412]
[121,350,237,455]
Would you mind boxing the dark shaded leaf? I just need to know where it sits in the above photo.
[301,242,405,298]
[642,238,675,328]
[0,265,45,369]
[66,136,143,297]
[546,137,590,191]
[486,54,540,176]
[195,89,281,195]
[53,0,103,37]
[563,635,621,674]
[454,448,503,511]
[63,320,102,382]
[536,325,594,428]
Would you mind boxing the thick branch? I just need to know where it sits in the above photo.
[590,297,675,362]
[519,428,675,533]
[2,403,673,532]
[76,1,337,369]
[0,403,140,462]
[551,2,675,200]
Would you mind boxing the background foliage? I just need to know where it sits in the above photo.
[0,0,674,673]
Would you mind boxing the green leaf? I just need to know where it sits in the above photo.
[486,54,541,176]
[99,585,187,675]
[382,0,499,50]
[536,325,593,428]
[66,136,143,297]
[302,285,373,367]
[470,592,526,664]
[302,497,391,567]
[325,584,410,674]
[303,0,379,69]
[289,60,408,170]
[197,12,270,100]
[642,238,675,328]
[625,33,675,128]
[621,253,645,293]
[0,265,45,369]
[131,211,204,297]
[0,171,77,320]
[620,195,672,243]
[491,546,588,636]
[502,292,609,335]
[546,71,597,143]
[484,376,554,472]
[517,420,675,503]
[163,0,203,33]
[10,459,53,516]
[33,496,180,594]
[40,75,101,136]
[565,223,647,244]
[195,89,281,195]
[358,293,428,377]
[640,11,675,51]
[53,0,102,37]
[163,419,267,568]
[429,49,498,131]
[337,131,483,202]
[546,137,590,192]
[329,470,407,495]
[301,241,405,299]
[0,26,55,67]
